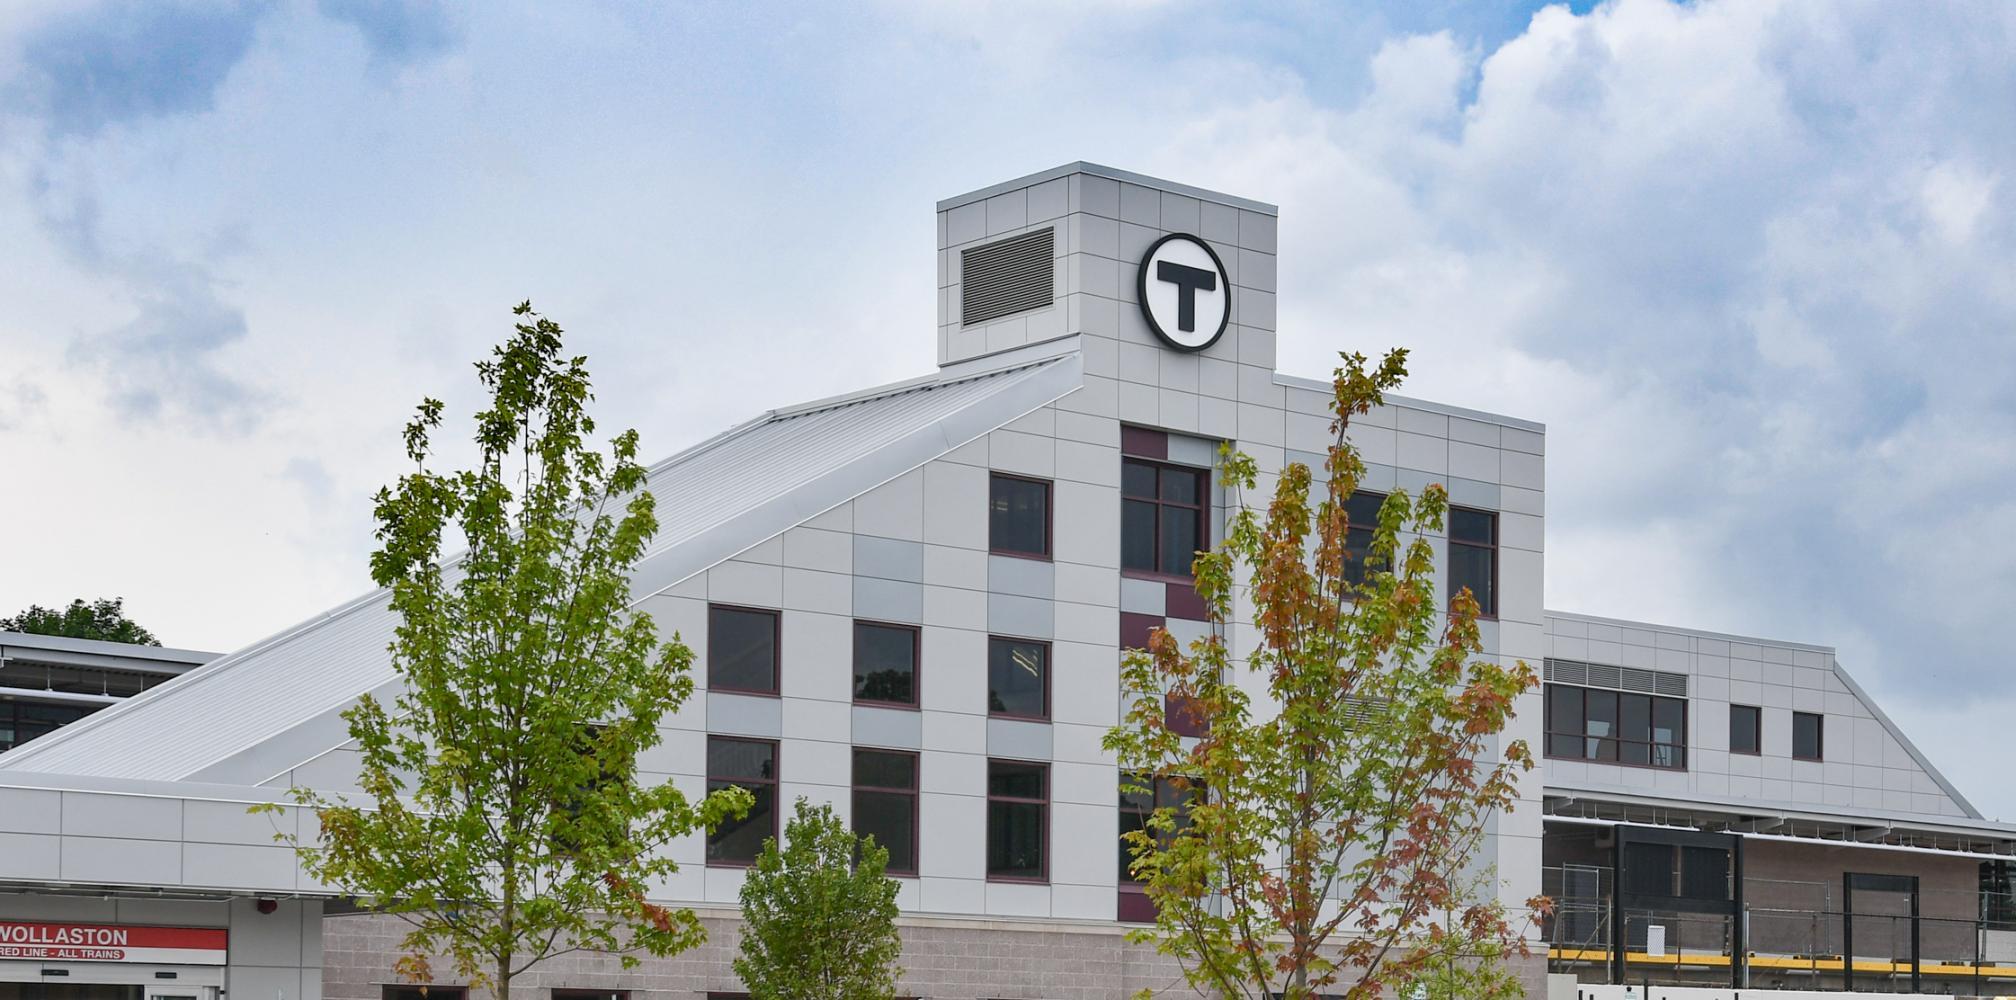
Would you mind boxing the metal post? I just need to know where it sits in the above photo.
[1843,874,1855,993]
[1910,881,1920,994]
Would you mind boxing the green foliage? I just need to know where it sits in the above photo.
[734,799,903,1000]
[1,597,159,645]
[1103,348,1544,1000]
[256,303,750,1000]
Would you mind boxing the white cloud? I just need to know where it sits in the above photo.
[0,0,2011,817]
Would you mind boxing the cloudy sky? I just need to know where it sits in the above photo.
[2,0,2012,816]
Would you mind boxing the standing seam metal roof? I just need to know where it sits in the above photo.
[0,353,1083,782]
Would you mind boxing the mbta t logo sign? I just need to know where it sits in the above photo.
[1137,233,1230,352]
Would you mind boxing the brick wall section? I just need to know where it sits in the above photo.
[326,912,1540,999]
[323,911,1197,1000]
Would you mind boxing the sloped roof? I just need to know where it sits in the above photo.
[0,345,1083,783]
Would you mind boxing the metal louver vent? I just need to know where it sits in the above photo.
[1546,658,1689,697]
[961,228,1054,325]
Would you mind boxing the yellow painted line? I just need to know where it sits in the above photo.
[1547,947,2016,979]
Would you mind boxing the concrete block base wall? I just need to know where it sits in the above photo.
[326,912,1550,999]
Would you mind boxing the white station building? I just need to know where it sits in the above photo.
[1,163,2012,1000]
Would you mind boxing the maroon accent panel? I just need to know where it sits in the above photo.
[1117,888,1158,923]
[1119,612,1165,652]
[1165,580,1208,621]
[1165,692,1210,738]
[1120,425,1168,459]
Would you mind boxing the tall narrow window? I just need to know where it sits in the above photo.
[1730,704,1761,755]
[1793,711,1824,761]
[1343,490,1386,588]
[1121,459,1208,578]
[989,473,1051,558]
[987,636,1049,720]
[1447,507,1498,617]
[706,737,778,865]
[1118,773,1198,884]
[987,760,1047,882]
[709,605,779,695]
[852,749,919,876]
[853,621,919,707]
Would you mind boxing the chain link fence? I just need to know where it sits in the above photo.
[1543,865,2016,994]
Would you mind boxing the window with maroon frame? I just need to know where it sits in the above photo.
[552,991,628,1000]
[852,748,919,875]
[987,759,1047,881]
[1447,507,1497,616]
[1793,711,1824,761]
[1343,490,1386,589]
[706,736,777,865]
[1118,773,1198,885]
[1729,704,1761,756]
[1544,683,1686,769]
[1122,459,1208,577]
[853,621,919,707]
[987,636,1048,720]
[709,605,779,694]
[989,473,1051,558]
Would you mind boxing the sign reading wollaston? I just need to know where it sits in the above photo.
[1137,233,1231,352]
[0,922,227,964]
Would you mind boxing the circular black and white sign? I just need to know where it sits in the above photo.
[1136,233,1230,352]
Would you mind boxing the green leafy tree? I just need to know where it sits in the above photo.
[1,597,159,645]
[734,798,903,1000]
[1103,348,1545,1000]
[258,303,750,1000]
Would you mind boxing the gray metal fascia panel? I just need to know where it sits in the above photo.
[0,632,218,667]
[1272,372,1545,434]
[1546,779,2011,838]
[936,161,1278,216]
[1829,659,1982,819]
[1543,609,1837,654]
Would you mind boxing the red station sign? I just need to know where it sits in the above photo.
[0,922,228,965]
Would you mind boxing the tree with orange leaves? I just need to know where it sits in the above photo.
[1104,348,1544,1000]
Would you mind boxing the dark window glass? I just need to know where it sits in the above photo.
[709,605,778,694]
[552,992,628,1000]
[853,622,918,706]
[0,700,98,751]
[1343,491,1385,588]
[1121,499,1158,570]
[1121,459,1208,577]
[852,749,918,875]
[1730,704,1761,755]
[987,760,1047,881]
[1793,711,1824,760]
[385,990,468,1000]
[987,637,1048,719]
[1447,507,1497,616]
[1584,689,1618,761]
[990,474,1050,557]
[1544,682,1687,770]
[1122,461,1157,497]
[706,737,777,865]
[1119,773,1198,884]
